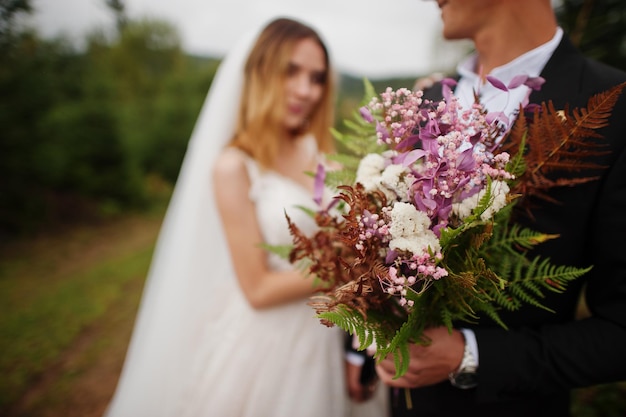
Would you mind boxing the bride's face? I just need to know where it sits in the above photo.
[282,37,327,131]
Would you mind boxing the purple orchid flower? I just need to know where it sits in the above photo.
[486,75,508,92]
[376,122,389,142]
[313,163,326,206]
[507,74,529,89]
[457,185,481,202]
[385,249,398,264]
[524,76,545,91]
[468,131,483,146]
[415,192,438,213]
[395,149,428,167]
[396,134,421,150]
[438,203,453,221]
[432,222,448,237]
[456,148,477,172]
[486,111,510,127]
[441,77,458,89]
[360,106,374,123]
[524,103,542,113]
[441,82,455,105]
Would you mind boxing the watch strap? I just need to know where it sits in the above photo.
[448,328,478,389]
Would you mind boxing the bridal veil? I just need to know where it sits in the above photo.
[103,24,261,417]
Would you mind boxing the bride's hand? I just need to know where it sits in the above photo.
[345,360,377,402]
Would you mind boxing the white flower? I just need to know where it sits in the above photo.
[356,153,386,192]
[355,153,399,201]
[388,202,440,256]
[380,164,414,202]
[452,180,510,221]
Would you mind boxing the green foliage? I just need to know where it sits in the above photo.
[0,14,216,237]
[0,34,86,235]
[327,79,386,188]
[335,74,424,138]
[38,99,145,203]
[104,0,127,33]
[0,0,32,42]
[141,66,216,182]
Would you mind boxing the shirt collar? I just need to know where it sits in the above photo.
[457,27,563,84]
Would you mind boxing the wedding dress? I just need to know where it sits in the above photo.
[175,146,350,416]
[103,19,388,417]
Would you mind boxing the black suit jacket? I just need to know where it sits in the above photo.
[393,36,626,417]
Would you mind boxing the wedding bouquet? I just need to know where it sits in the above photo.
[286,78,625,377]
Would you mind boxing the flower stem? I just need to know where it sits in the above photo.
[404,387,413,410]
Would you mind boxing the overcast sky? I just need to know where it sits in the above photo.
[29,0,473,78]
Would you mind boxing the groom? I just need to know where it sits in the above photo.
[375,0,626,416]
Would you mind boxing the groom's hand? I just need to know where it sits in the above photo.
[375,327,464,388]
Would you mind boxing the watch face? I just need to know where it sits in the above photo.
[453,372,478,389]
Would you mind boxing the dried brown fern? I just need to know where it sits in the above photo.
[501,81,626,203]
[286,183,396,324]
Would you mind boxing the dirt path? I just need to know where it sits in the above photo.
[3,214,162,417]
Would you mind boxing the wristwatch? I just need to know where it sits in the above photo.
[448,335,478,389]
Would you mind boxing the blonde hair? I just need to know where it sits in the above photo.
[230,17,336,168]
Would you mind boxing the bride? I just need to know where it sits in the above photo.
[103,17,388,417]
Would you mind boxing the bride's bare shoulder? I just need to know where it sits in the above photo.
[213,146,249,182]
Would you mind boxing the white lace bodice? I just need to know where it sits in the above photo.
[244,155,319,271]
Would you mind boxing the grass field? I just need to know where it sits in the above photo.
[0,213,163,417]
[0,212,624,416]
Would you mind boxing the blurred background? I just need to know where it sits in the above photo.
[1,0,625,416]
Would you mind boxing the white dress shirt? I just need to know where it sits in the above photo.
[456,28,563,122]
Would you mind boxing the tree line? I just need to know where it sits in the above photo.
[1,1,218,239]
